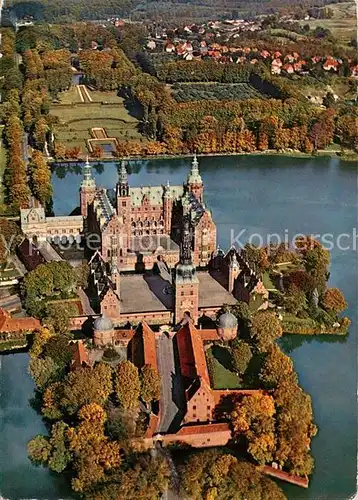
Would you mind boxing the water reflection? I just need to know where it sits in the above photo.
[279,332,348,354]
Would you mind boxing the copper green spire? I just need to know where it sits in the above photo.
[187,154,202,185]
[81,156,95,188]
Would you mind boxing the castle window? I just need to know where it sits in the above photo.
[193,413,196,418]
[122,201,126,207]
[190,291,193,295]
[193,405,196,410]
[207,406,211,410]
[181,291,184,296]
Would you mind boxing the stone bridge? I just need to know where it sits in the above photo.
[20,207,83,243]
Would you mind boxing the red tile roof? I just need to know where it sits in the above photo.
[0,308,40,333]
[200,329,220,341]
[176,422,230,435]
[71,340,90,370]
[142,321,158,371]
[113,329,135,342]
[176,322,210,385]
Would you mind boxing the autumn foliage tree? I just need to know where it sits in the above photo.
[67,403,121,492]
[178,449,286,500]
[140,364,161,405]
[115,361,140,410]
[322,287,347,314]
[250,310,283,351]
[29,150,53,206]
[42,363,113,419]
[274,381,317,476]
[260,344,297,389]
[231,340,253,375]
[229,392,276,464]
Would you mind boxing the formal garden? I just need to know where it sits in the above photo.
[50,89,143,155]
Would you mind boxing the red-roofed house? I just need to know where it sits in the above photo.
[0,308,40,335]
[165,42,175,53]
[70,340,92,371]
[323,58,339,71]
[271,58,282,74]
[282,63,294,74]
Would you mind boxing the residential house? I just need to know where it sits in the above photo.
[271,58,283,74]
[323,58,339,71]
[282,63,294,74]
[165,42,175,53]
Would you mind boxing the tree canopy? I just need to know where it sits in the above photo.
[179,449,286,500]
[250,310,283,351]
[115,361,141,410]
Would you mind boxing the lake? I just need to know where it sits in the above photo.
[1,155,356,499]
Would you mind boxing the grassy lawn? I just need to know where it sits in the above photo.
[304,2,356,43]
[282,312,316,327]
[262,271,277,291]
[58,86,82,104]
[207,345,241,390]
[88,90,125,104]
[51,89,142,151]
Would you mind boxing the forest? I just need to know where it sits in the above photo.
[0,20,357,210]
[6,0,346,23]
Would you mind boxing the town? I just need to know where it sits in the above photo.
[0,1,355,499]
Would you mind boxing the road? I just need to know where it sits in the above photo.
[156,334,181,433]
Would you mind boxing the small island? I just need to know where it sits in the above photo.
[0,160,344,499]
[0,6,353,499]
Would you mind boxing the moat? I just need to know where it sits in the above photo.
[1,155,356,499]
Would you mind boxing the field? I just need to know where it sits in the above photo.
[51,87,144,152]
[303,2,356,44]
[172,82,267,102]
[207,345,241,389]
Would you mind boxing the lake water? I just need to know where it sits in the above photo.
[1,155,356,499]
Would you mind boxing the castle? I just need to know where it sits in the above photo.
[20,157,268,329]
[80,155,217,271]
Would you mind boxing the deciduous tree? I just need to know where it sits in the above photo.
[260,344,297,389]
[232,340,253,375]
[322,287,347,314]
[115,361,140,410]
[250,311,283,351]
[140,364,161,404]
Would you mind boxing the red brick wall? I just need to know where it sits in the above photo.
[100,288,120,317]
[175,281,199,324]
[185,383,215,423]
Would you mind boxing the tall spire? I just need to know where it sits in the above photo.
[81,156,95,188]
[164,179,171,199]
[179,215,193,266]
[119,160,128,185]
[117,160,129,197]
[187,154,202,185]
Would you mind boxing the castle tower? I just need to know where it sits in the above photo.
[163,180,172,233]
[80,157,96,217]
[174,215,199,324]
[228,251,240,294]
[116,161,132,252]
[110,236,120,295]
[187,154,203,202]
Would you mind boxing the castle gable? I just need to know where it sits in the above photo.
[20,207,46,225]
[130,185,184,207]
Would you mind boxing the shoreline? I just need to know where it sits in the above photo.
[51,149,358,165]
